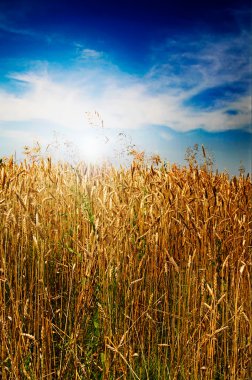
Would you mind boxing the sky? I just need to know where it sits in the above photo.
[0,0,251,174]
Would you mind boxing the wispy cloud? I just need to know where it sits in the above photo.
[80,49,104,60]
[0,21,37,38]
[148,31,251,93]
[0,13,81,50]
[159,130,173,141]
[0,69,250,135]
[0,30,250,139]
[146,30,251,129]
[0,11,49,41]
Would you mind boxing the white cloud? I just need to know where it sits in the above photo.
[0,31,251,141]
[0,66,250,137]
[0,72,89,129]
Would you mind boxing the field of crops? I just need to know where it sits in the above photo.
[0,153,251,379]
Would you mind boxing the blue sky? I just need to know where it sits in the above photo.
[0,0,251,174]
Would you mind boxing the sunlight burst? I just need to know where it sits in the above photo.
[81,136,105,163]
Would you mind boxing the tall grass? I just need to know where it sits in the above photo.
[0,153,251,379]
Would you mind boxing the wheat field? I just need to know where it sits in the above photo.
[0,151,251,379]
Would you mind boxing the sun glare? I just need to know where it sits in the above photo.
[81,136,105,163]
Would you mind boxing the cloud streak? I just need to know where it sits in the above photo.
[80,49,104,60]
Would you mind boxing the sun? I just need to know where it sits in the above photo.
[81,136,105,163]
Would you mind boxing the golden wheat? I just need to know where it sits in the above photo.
[0,154,251,379]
